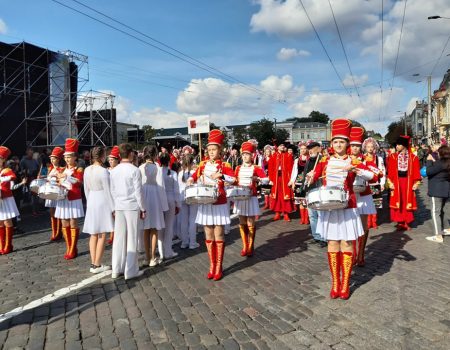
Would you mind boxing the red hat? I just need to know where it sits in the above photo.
[182,145,194,154]
[207,129,224,146]
[241,141,255,155]
[0,146,11,159]
[50,146,64,159]
[63,138,79,155]
[349,127,365,145]
[331,119,352,140]
[109,145,121,159]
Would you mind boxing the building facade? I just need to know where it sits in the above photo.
[277,119,331,144]
[433,69,450,142]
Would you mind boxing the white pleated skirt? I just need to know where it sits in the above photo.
[83,190,114,234]
[0,197,19,220]
[233,196,260,217]
[196,203,230,226]
[55,198,84,219]
[45,199,57,208]
[142,184,165,230]
[356,194,377,215]
[316,208,364,241]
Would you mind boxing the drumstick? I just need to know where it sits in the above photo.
[305,155,322,188]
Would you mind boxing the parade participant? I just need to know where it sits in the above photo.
[182,145,194,156]
[268,143,294,221]
[349,127,380,267]
[44,147,65,241]
[159,153,180,259]
[307,119,374,299]
[289,142,310,224]
[234,141,267,257]
[170,148,180,168]
[139,145,168,267]
[54,139,84,260]
[261,145,272,210]
[387,136,421,230]
[301,140,326,246]
[83,147,114,273]
[362,138,386,229]
[248,139,262,166]
[0,146,20,255]
[186,129,235,281]
[227,144,242,171]
[178,154,199,249]
[106,146,120,245]
[110,143,145,280]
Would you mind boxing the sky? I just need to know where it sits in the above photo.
[1,0,450,134]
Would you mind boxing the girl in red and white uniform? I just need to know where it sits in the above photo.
[44,147,65,241]
[349,128,381,267]
[234,141,268,257]
[307,119,375,299]
[55,138,84,260]
[107,146,120,245]
[0,146,20,255]
[362,138,385,229]
[187,129,235,281]
[289,142,310,224]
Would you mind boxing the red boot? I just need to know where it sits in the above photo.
[367,214,373,229]
[2,226,14,255]
[340,252,353,300]
[283,213,291,222]
[205,240,216,279]
[62,226,71,259]
[0,226,5,254]
[108,231,114,245]
[263,196,270,210]
[273,212,281,221]
[372,214,378,229]
[239,224,248,256]
[65,227,79,260]
[327,252,341,299]
[213,240,225,281]
[303,208,310,225]
[299,207,304,224]
[247,225,256,257]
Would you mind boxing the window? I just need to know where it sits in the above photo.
[301,132,304,139]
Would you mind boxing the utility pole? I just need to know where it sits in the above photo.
[404,112,407,135]
[427,75,432,143]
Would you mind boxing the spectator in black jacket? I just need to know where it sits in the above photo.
[425,145,450,243]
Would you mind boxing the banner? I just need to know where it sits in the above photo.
[187,115,210,134]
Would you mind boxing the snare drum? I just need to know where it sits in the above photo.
[306,186,348,211]
[226,186,252,201]
[353,176,367,193]
[185,184,218,205]
[30,179,46,194]
[38,183,67,200]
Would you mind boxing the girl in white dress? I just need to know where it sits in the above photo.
[139,145,168,267]
[55,138,84,260]
[0,146,20,255]
[107,146,120,245]
[83,147,114,273]
[159,154,181,260]
[178,155,199,249]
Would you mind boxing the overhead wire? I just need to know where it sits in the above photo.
[378,0,384,121]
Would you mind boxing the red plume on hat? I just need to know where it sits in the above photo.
[241,141,255,155]
[0,146,11,160]
[63,138,79,155]
[207,129,224,146]
[349,127,365,145]
[50,147,64,159]
[109,145,121,159]
[331,119,352,140]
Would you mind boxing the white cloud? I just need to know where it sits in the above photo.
[342,74,369,87]
[0,19,7,34]
[277,48,310,61]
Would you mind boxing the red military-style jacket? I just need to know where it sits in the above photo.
[351,154,382,197]
[0,167,17,198]
[268,151,294,200]
[387,151,421,210]
[61,166,84,201]
[191,159,235,205]
[234,165,268,197]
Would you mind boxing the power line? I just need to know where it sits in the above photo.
[430,33,450,76]
[327,0,363,107]
[297,0,358,110]
[52,0,283,103]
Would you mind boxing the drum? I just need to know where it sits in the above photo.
[185,184,218,205]
[260,183,272,195]
[38,183,67,200]
[306,186,348,211]
[29,179,46,194]
[226,186,252,201]
[353,176,367,193]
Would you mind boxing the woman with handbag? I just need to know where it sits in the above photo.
[425,145,450,243]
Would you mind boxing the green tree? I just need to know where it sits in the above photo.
[385,121,412,145]
[274,128,290,145]
[233,125,248,146]
[309,110,330,124]
[247,118,289,147]
[142,125,156,144]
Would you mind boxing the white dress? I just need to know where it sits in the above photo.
[0,170,19,220]
[55,167,84,219]
[82,165,114,234]
[315,157,364,241]
[233,165,260,217]
[139,162,168,230]
[178,170,198,247]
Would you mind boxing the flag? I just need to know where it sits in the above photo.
[187,115,210,134]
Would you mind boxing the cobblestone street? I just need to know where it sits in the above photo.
[0,187,449,350]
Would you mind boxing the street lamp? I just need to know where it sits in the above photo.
[428,15,450,20]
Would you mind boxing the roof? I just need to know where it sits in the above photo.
[155,127,189,137]
[294,122,327,128]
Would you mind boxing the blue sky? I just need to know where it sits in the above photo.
[1,0,450,133]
